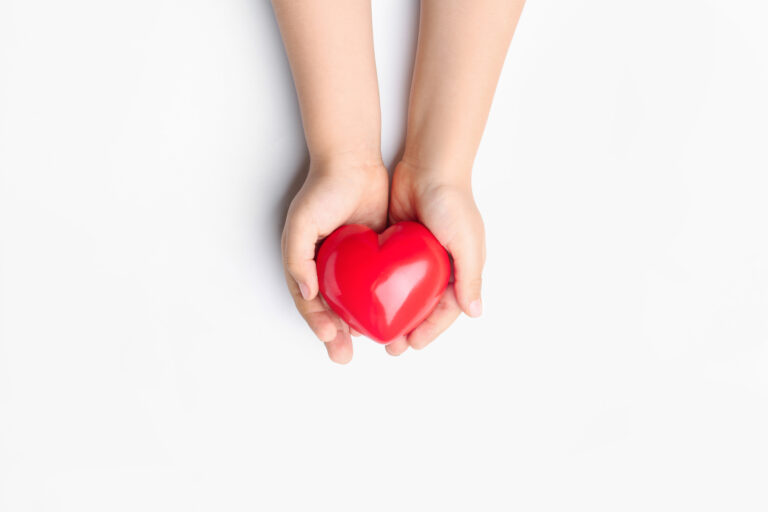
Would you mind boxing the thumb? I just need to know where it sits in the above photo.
[281,212,320,301]
[445,220,486,318]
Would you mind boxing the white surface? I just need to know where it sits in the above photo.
[1,1,767,510]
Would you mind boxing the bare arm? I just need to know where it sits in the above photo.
[405,0,525,177]
[271,0,382,163]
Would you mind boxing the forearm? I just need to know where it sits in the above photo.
[403,0,525,181]
[272,0,382,165]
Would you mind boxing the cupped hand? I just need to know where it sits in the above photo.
[385,161,486,356]
[282,156,388,364]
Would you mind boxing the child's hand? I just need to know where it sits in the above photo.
[273,0,521,361]
[385,161,486,355]
[282,158,388,364]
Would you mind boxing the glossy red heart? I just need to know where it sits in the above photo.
[317,221,450,344]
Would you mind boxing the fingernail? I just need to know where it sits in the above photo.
[299,282,311,301]
[469,299,483,318]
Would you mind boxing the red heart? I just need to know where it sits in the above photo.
[317,222,451,344]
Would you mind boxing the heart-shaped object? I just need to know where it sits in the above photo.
[317,222,450,344]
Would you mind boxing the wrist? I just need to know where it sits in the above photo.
[394,161,474,203]
[308,147,384,176]
[402,113,481,179]
[397,153,473,190]
[304,116,382,171]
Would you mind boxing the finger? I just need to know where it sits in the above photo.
[350,328,361,337]
[284,272,338,342]
[325,330,353,364]
[385,336,409,356]
[301,303,340,342]
[445,220,486,318]
[318,292,355,336]
[282,210,320,301]
[407,285,462,350]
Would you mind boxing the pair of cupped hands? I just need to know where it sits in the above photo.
[281,155,485,363]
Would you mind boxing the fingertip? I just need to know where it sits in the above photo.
[298,282,312,301]
[385,337,409,356]
[408,329,434,350]
[287,264,319,301]
[468,298,483,318]
[305,311,338,342]
[454,285,482,317]
[326,332,353,364]
[317,324,337,343]
[455,279,483,318]
[329,349,353,365]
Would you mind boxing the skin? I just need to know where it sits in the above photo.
[273,0,526,363]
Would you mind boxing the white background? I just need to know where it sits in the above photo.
[1,0,767,510]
